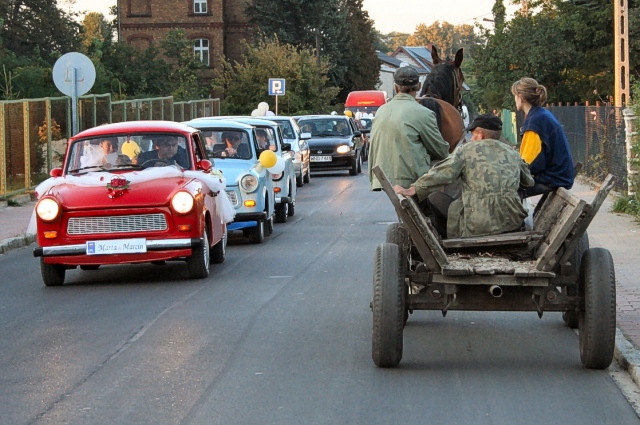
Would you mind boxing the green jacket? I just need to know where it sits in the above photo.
[368,93,450,190]
[414,139,534,239]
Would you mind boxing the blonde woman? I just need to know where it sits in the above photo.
[511,77,574,198]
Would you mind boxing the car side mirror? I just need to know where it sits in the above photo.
[360,129,371,135]
[197,159,213,171]
[300,132,312,140]
[353,131,362,137]
[50,168,63,177]
[281,142,292,151]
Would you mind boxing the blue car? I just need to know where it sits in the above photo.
[184,119,275,244]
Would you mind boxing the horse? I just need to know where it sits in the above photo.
[417,45,466,153]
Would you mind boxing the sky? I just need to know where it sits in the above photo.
[60,0,516,34]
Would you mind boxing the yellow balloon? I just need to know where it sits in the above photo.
[259,150,277,168]
[344,110,353,117]
[121,140,140,159]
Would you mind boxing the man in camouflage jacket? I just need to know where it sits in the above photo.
[394,114,534,239]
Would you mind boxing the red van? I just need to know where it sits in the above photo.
[344,90,388,117]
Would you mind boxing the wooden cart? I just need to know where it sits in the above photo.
[371,166,616,369]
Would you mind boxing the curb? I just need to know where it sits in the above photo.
[615,329,640,386]
[0,234,36,255]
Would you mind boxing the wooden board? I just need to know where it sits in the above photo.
[441,231,542,250]
[371,166,447,271]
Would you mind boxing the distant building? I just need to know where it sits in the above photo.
[117,0,253,82]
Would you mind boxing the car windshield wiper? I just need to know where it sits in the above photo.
[68,165,109,174]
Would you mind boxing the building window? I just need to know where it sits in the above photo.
[194,39,210,66]
[194,0,207,13]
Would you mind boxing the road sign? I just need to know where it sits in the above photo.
[268,78,286,96]
[52,52,96,136]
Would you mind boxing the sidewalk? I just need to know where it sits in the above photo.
[3,181,640,377]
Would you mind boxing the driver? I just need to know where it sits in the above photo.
[135,136,189,168]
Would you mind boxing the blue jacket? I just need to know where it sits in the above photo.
[521,106,574,189]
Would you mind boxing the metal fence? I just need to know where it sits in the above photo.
[0,94,220,197]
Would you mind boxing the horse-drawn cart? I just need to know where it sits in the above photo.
[370,166,617,369]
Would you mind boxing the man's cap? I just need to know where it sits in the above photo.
[394,66,420,86]
[464,114,503,132]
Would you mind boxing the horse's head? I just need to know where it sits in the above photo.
[419,46,464,112]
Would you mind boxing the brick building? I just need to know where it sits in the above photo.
[117,0,253,80]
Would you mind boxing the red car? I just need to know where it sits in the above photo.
[32,121,233,286]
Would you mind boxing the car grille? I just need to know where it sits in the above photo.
[67,213,167,235]
[226,190,238,206]
[312,148,335,154]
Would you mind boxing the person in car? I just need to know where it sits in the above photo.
[368,65,450,192]
[393,114,534,239]
[134,136,189,168]
[216,131,250,159]
[334,120,350,136]
[99,138,130,166]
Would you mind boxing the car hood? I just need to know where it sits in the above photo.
[213,160,257,186]
[307,136,352,146]
[45,176,193,210]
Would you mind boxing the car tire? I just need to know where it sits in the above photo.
[578,248,616,369]
[296,172,304,187]
[266,214,274,236]
[41,258,65,287]
[210,225,227,264]
[187,229,210,279]
[249,220,265,244]
[303,167,311,184]
[275,203,288,223]
[349,154,359,176]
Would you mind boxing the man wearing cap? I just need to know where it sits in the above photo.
[394,114,534,239]
[368,66,450,191]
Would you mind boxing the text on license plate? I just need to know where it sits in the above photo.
[86,238,147,255]
[311,155,332,162]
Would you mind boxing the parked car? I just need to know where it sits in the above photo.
[226,117,297,223]
[256,115,311,187]
[31,120,231,286]
[294,114,365,176]
[184,119,275,243]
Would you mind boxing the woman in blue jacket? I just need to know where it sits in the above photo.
[511,78,574,198]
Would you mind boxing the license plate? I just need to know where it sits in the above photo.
[86,238,147,255]
[311,155,332,162]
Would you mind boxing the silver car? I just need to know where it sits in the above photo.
[256,116,311,187]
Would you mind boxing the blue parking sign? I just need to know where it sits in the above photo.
[269,78,286,96]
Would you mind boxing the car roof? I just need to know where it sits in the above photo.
[183,119,254,131]
[72,120,197,140]
[296,115,349,120]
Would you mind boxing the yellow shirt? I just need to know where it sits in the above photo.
[520,130,542,164]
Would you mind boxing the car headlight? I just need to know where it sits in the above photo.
[171,191,194,214]
[36,197,60,222]
[240,174,259,193]
[336,145,351,154]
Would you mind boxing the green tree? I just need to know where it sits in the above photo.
[211,38,339,115]
[161,29,208,100]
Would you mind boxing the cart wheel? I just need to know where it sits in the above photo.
[386,223,410,327]
[562,232,589,328]
[372,243,404,368]
[578,247,616,369]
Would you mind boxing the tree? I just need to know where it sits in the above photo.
[161,29,208,100]
[211,38,339,115]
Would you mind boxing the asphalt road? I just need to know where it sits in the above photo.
[1,168,639,425]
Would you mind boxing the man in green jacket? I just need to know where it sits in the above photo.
[368,66,450,191]
[394,114,534,239]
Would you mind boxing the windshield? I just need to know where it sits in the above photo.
[66,134,191,174]
[297,118,352,137]
[202,130,253,160]
[276,121,296,139]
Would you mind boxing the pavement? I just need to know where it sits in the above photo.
[3,179,640,381]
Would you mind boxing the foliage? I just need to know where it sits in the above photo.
[38,118,62,142]
[406,22,479,59]
[211,38,339,115]
[160,29,208,100]
[613,79,640,217]
[245,0,379,103]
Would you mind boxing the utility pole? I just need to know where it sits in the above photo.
[615,0,630,106]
